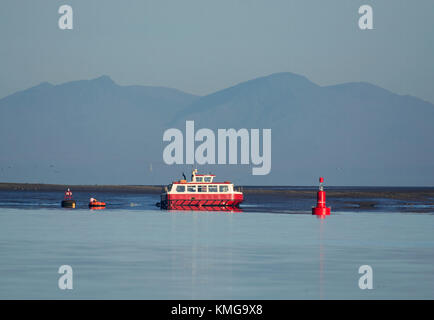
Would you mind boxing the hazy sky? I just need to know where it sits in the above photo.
[1,0,434,103]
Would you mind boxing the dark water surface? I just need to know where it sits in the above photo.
[0,189,433,299]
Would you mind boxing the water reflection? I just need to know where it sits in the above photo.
[319,217,325,299]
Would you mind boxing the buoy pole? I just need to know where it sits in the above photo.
[312,177,331,216]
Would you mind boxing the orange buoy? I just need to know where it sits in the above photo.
[312,177,331,216]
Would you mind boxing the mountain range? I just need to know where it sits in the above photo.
[1,72,433,186]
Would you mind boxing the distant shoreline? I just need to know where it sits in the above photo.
[0,182,162,194]
[1,182,434,202]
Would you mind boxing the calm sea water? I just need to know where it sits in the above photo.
[0,190,433,299]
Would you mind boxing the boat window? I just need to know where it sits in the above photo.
[187,185,197,192]
[204,177,212,182]
[208,185,218,192]
[219,185,229,192]
[196,177,203,182]
[198,185,207,192]
[176,185,185,192]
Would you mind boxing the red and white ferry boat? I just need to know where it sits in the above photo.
[158,169,243,209]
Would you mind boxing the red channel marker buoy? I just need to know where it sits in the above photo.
[61,188,76,208]
[312,177,331,216]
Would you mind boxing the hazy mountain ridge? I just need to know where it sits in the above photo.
[0,73,433,185]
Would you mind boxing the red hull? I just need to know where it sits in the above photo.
[167,206,243,212]
[160,193,243,209]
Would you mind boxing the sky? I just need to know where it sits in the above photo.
[1,0,434,103]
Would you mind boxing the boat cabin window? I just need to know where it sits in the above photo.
[204,176,212,182]
[208,185,218,192]
[198,185,207,192]
[187,185,196,192]
[219,185,229,192]
[176,185,185,192]
[196,177,203,182]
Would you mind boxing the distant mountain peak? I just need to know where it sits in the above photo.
[36,81,54,88]
[227,72,319,95]
[237,72,315,86]
[325,81,397,99]
[92,75,116,85]
[262,71,313,82]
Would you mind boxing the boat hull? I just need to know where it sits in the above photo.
[160,193,243,209]
[166,205,243,212]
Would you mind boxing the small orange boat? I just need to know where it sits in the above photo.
[89,198,106,208]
